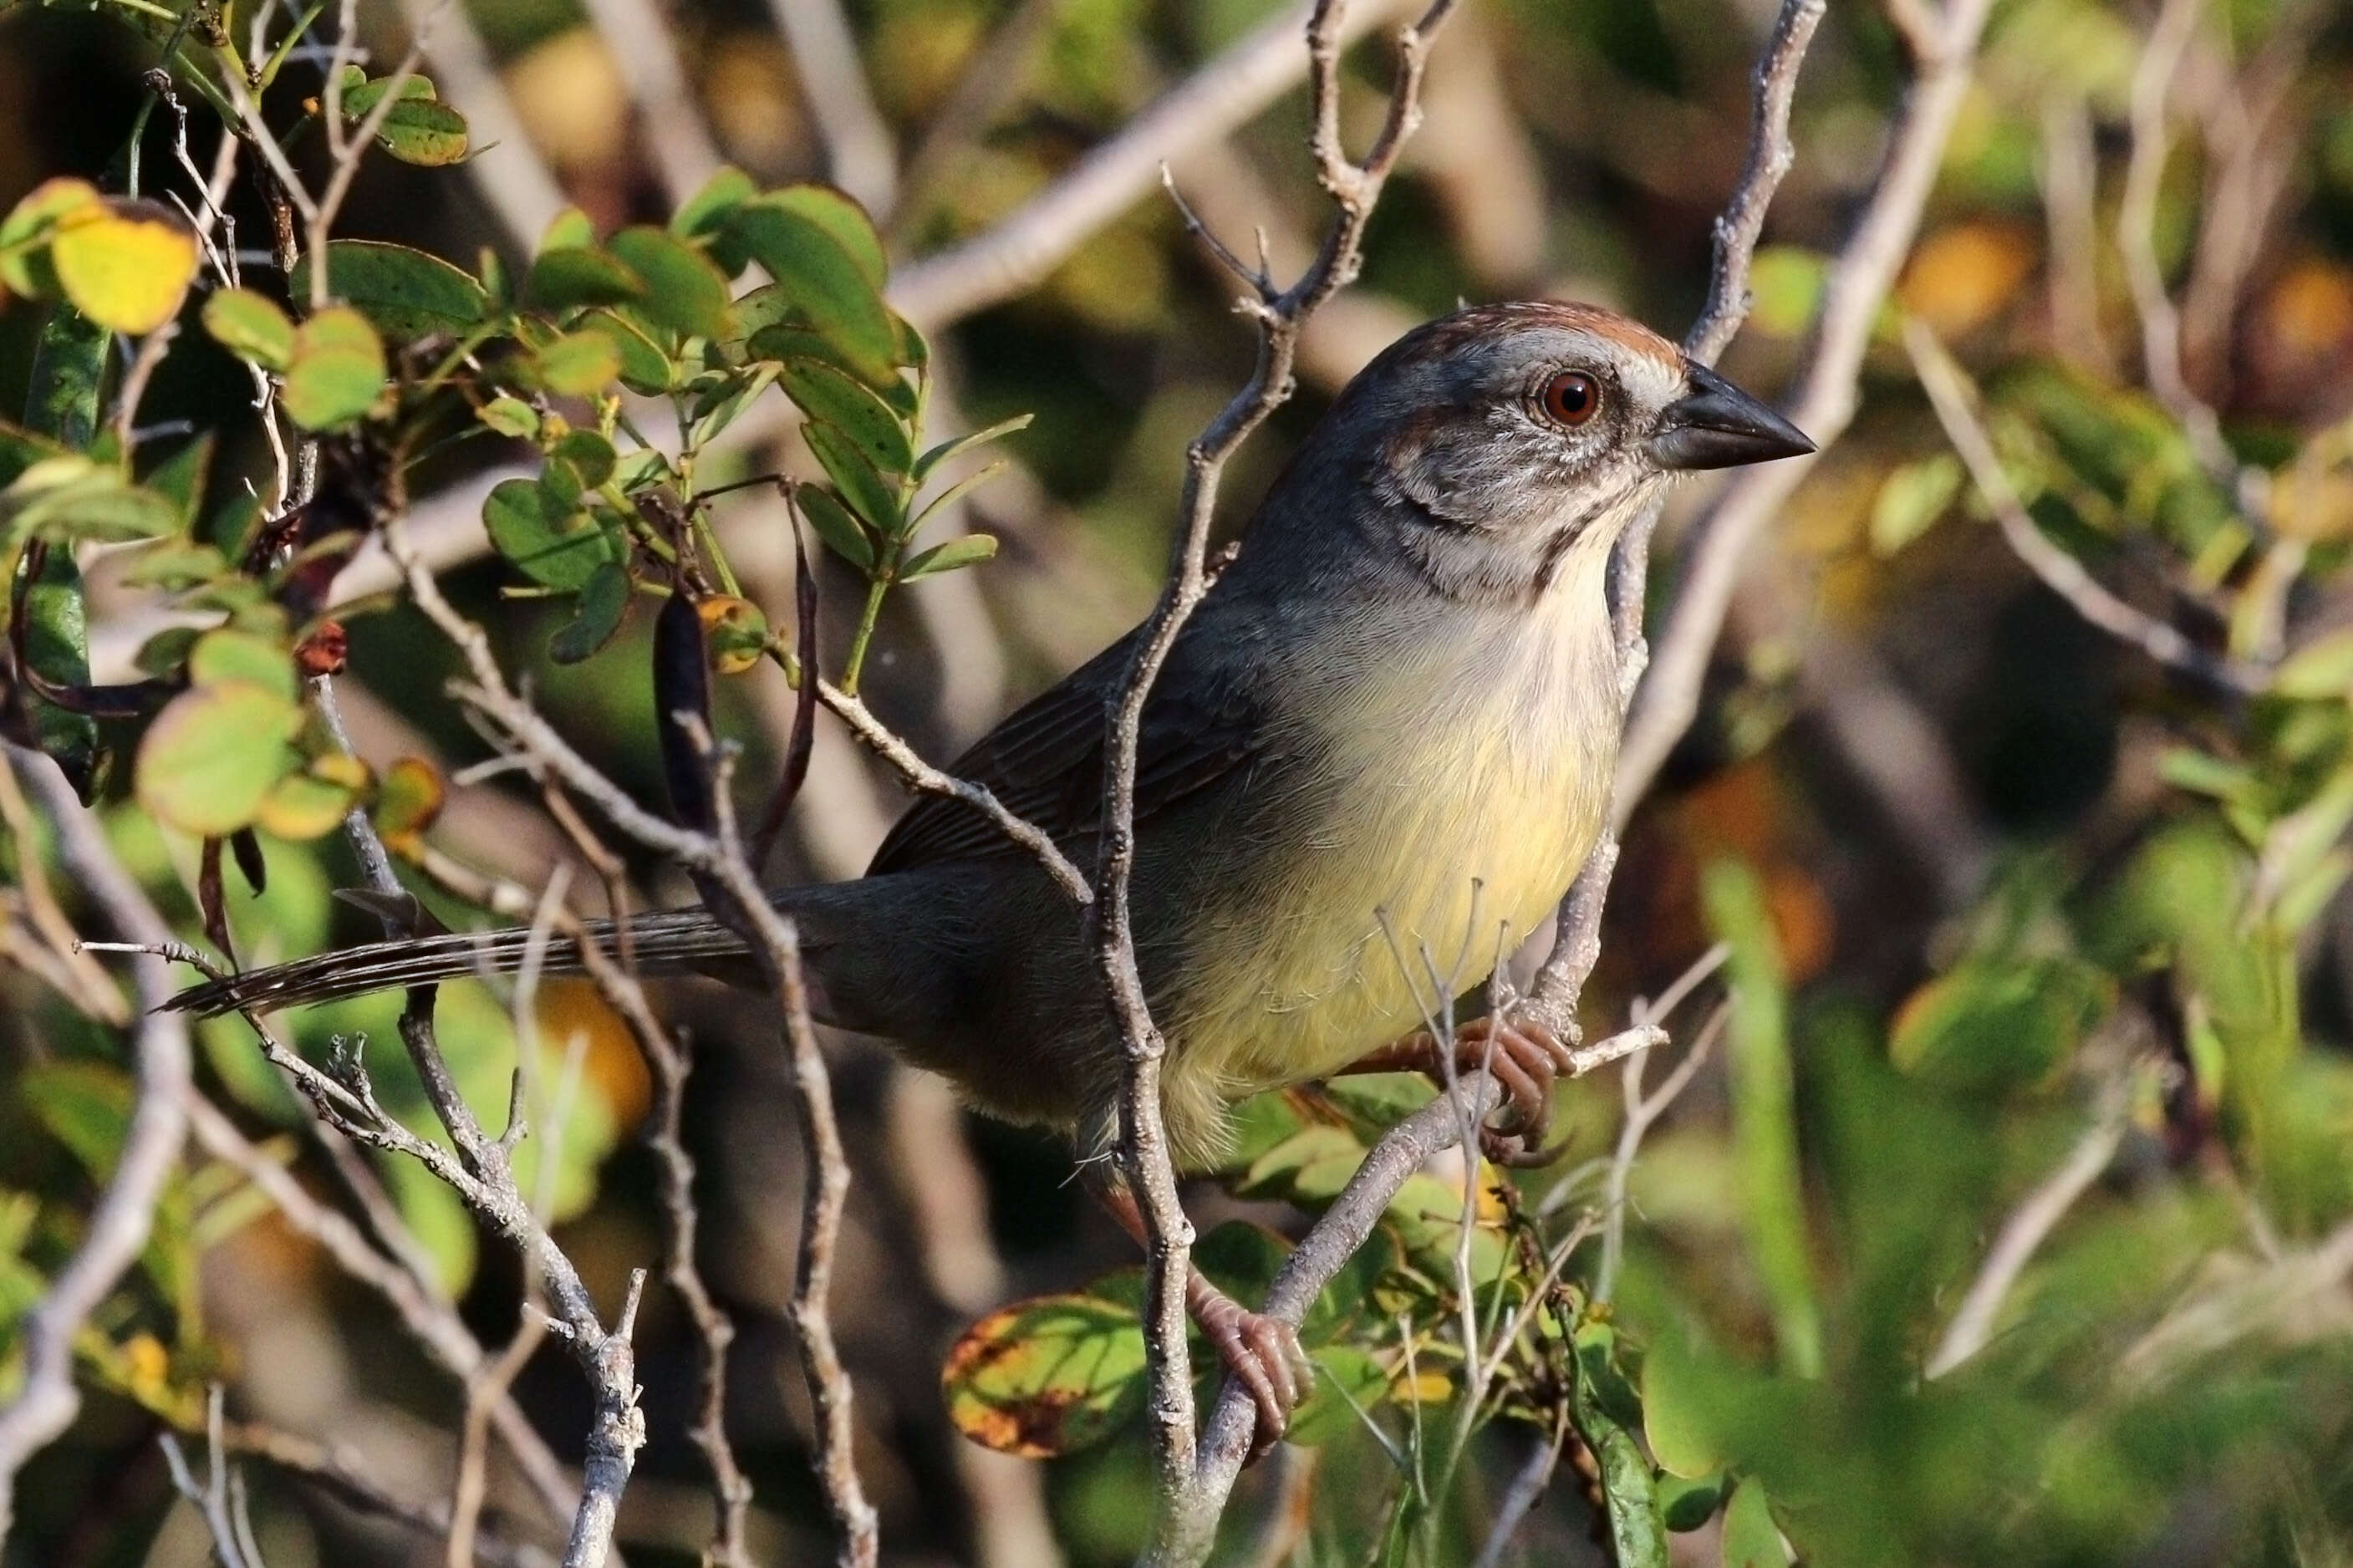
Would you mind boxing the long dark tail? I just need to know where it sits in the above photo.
[162,907,753,1018]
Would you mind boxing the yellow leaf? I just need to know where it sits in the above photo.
[50,200,198,335]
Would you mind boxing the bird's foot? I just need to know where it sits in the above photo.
[1345,1014,1576,1167]
[1188,1275,1312,1464]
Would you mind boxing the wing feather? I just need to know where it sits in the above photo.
[868,619,1275,874]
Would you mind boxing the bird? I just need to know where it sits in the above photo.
[170,300,1813,1444]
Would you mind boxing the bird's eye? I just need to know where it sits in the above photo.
[1540,370,1602,427]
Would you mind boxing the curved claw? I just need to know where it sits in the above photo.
[1374,1015,1578,1167]
[1192,1287,1311,1463]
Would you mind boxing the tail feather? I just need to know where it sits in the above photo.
[164,908,752,1017]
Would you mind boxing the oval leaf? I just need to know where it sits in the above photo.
[135,681,303,837]
[369,98,469,165]
[726,203,897,385]
[758,186,887,289]
[549,559,632,664]
[899,532,996,581]
[201,288,296,370]
[535,330,622,396]
[291,240,490,341]
[0,176,102,298]
[780,359,911,476]
[941,1293,1146,1458]
[524,246,645,313]
[795,482,873,571]
[281,306,386,430]
[604,226,731,340]
[51,200,197,334]
[482,477,616,590]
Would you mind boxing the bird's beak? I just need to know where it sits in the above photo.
[1648,363,1816,471]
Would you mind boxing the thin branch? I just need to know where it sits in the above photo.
[1611,0,1998,817]
[766,0,899,215]
[1925,1082,2128,1379]
[2116,0,2230,476]
[885,0,1418,328]
[181,1092,580,1529]
[221,1420,557,1568]
[573,0,725,205]
[1903,316,2266,695]
[0,751,194,1544]
[1092,0,1458,1548]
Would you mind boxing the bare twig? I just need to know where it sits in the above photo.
[1519,0,1823,1046]
[766,0,899,214]
[885,0,1418,327]
[1612,0,1999,816]
[0,751,194,1545]
[1467,1404,1571,1568]
[160,1389,262,1568]
[1903,317,2267,695]
[1925,1083,2128,1379]
[1597,999,1729,1301]
[1090,0,1458,1548]
[2116,0,2231,480]
[181,1092,579,1528]
[573,0,725,205]
[220,1418,557,1568]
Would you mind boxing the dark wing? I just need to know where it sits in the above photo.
[868,619,1276,875]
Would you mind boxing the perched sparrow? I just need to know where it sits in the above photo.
[174,301,1812,1444]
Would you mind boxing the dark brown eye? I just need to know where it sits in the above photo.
[1541,370,1601,427]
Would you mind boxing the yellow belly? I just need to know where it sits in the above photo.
[1160,561,1619,1155]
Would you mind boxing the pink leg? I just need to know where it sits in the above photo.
[1339,1014,1577,1167]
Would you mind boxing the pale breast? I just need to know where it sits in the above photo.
[1166,544,1621,1107]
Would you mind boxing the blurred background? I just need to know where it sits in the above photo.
[7,0,2353,1561]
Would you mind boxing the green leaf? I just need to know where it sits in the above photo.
[672,165,756,260]
[914,414,1033,483]
[281,305,387,430]
[524,246,645,314]
[604,226,731,340]
[18,301,110,797]
[578,308,673,395]
[780,359,911,476]
[24,1060,132,1176]
[534,330,622,396]
[134,680,303,836]
[746,322,917,415]
[17,547,105,798]
[477,396,539,439]
[201,288,296,369]
[1868,451,1962,557]
[0,176,101,298]
[685,364,777,450]
[940,1293,1146,1457]
[1286,1344,1388,1447]
[2272,629,2353,700]
[899,532,997,580]
[145,432,214,531]
[1573,1317,1672,1568]
[795,482,873,571]
[337,69,435,117]
[364,96,469,166]
[1660,1473,1730,1532]
[482,477,616,590]
[549,428,616,489]
[49,198,196,334]
[1,456,179,543]
[1642,1337,1727,1479]
[907,458,1009,534]
[548,559,632,664]
[1703,860,1821,1378]
[726,201,898,384]
[757,186,888,289]
[292,240,491,341]
[1719,1480,1793,1568]
[188,627,296,700]
[804,420,902,537]
[540,206,595,252]
[1889,955,2111,1093]
[257,754,367,839]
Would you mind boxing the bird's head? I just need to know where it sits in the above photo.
[1261,301,1814,603]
